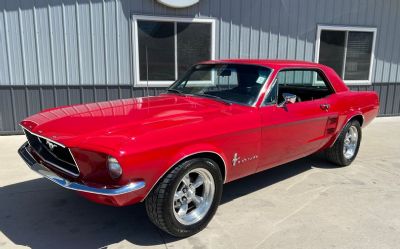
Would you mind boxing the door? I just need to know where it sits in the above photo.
[257,69,336,172]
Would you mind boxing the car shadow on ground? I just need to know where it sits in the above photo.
[0,154,336,248]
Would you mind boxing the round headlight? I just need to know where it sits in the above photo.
[107,156,122,179]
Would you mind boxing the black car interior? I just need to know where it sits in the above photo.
[204,66,265,105]
[268,69,334,105]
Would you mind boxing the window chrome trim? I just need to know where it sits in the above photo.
[252,68,275,107]
[259,67,335,108]
[315,25,377,85]
[260,77,278,107]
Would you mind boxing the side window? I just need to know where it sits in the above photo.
[277,70,327,87]
[274,69,333,104]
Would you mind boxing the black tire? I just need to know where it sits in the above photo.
[325,120,362,166]
[145,158,223,237]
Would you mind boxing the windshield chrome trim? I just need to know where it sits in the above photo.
[252,68,275,107]
[259,77,278,107]
[168,63,274,108]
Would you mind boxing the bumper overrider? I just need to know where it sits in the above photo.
[18,142,145,197]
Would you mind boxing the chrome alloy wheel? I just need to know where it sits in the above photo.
[173,168,215,225]
[343,125,359,159]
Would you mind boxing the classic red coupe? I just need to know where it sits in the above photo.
[18,60,379,237]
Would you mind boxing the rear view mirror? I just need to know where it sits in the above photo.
[219,69,231,77]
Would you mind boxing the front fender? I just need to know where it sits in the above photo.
[118,141,229,203]
[164,143,229,182]
[139,143,229,202]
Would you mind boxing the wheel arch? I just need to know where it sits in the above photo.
[140,146,228,202]
[349,114,364,127]
[328,113,364,148]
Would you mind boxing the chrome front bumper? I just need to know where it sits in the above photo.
[18,142,145,196]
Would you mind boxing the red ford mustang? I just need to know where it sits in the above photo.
[18,60,379,237]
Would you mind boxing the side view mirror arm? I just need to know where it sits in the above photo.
[278,93,297,108]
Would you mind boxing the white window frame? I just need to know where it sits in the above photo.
[315,25,377,85]
[132,15,216,87]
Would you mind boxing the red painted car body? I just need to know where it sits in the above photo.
[19,59,379,207]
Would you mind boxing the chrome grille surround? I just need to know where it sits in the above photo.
[22,128,80,177]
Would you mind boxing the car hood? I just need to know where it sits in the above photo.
[20,94,233,150]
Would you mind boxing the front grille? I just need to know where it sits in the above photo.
[23,129,80,176]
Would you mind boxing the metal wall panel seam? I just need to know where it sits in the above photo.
[47,4,56,84]
[390,84,396,114]
[3,8,12,84]
[372,0,385,82]
[102,0,108,85]
[388,0,400,82]
[218,0,222,60]
[62,3,69,84]
[256,0,262,59]
[33,4,41,84]
[379,0,394,82]
[17,7,27,84]
[384,83,390,114]
[10,87,18,130]
[129,14,133,86]
[237,0,242,58]
[76,1,82,85]
[115,0,120,85]
[89,1,96,85]
[226,1,231,58]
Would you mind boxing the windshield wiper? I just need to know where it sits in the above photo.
[193,93,232,105]
[166,89,185,95]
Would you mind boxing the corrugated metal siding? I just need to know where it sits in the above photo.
[0,0,132,85]
[1,0,400,85]
[0,86,165,133]
[1,0,400,133]
[349,83,400,116]
[1,84,398,134]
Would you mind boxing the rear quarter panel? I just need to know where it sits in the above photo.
[322,90,379,149]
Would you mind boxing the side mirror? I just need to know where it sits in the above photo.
[279,93,297,107]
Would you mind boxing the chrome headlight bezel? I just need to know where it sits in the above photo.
[107,156,123,179]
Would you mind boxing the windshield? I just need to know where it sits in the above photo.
[168,63,272,106]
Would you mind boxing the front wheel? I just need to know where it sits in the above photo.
[325,120,362,166]
[145,158,223,237]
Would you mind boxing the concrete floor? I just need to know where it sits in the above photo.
[0,117,399,249]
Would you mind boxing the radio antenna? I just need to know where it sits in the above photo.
[145,46,150,109]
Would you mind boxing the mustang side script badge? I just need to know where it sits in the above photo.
[232,153,258,166]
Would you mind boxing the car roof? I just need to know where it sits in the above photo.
[202,59,324,70]
[200,59,349,93]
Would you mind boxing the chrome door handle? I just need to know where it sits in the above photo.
[320,104,330,110]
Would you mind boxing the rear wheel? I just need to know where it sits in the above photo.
[325,120,361,166]
[145,158,223,237]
